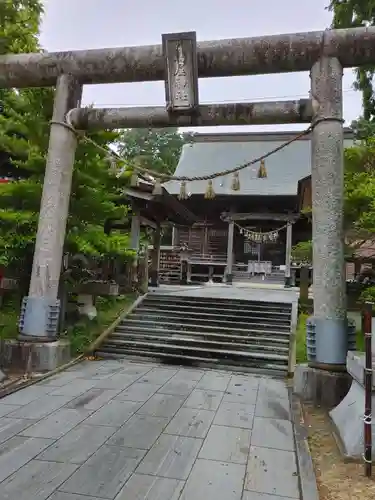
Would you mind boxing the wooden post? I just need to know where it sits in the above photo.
[150,226,161,287]
[172,226,178,247]
[130,214,141,285]
[226,219,234,284]
[285,221,293,287]
[299,266,310,305]
[363,302,373,477]
[138,246,149,294]
[130,214,141,251]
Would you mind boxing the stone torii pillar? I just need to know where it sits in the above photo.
[19,75,82,341]
[308,56,353,369]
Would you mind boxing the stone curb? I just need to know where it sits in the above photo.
[289,388,320,500]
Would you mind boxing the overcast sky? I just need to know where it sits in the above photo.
[39,0,362,134]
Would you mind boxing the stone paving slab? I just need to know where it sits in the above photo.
[183,388,224,410]
[48,379,96,397]
[0,417,36,445]
[0,385,53,405]
[0,358,310,499]
[48,493,103,500]
[0,459,78,500]
[65,388,122,411]
[60,445,145,498]
[19,408,91,439]
[107,413,170,449]
[114,382,161,402]
[0,435,55,482]
[213,400,255,428]
[245,446,300,498]
[136,434,203,480]
[7,394,73,420]
[199,424,251,464]
[116,474,184,500]
[0,403,22,417]
[180,458,246,500]
[251,416,295,451]
[138,393,186,418]
[84,400,141,427]
[164,407,215,438]
[36,423,117,464]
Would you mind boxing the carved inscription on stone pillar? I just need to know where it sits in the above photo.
[162,32,199,114]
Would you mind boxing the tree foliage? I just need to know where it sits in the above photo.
[344,137,375,236]
[0,0,42,54]
[292,2,375,265]
[329,0,375,239]
[292,141,375,263]
[0,0,133,271]
[117,128,191,176]
[328,0,375,122]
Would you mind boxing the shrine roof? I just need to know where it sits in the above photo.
[164,129,354,197]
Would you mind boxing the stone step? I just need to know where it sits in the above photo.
[144,295,291,312]
[110,332,290,353]
[116,324,291,339]
[101,339,289,362]
[139,302,291,317]
[95,349,289,373]
[96,349,216,364]
[119,318,290,334]
[113,329,290,344]
[129,310,291,327]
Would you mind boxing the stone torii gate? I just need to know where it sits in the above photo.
[1,27,374,371]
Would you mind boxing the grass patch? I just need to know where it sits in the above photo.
[356,329,365,352]
[296,312,308,363]
[0,297,20,340]
[0,293,136,355]
[66,294,136,355]
[296,312,365,364]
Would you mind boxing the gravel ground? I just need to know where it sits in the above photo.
[303,403,375,500]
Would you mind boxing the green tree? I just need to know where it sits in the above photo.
[0,0,133,277]
[292,1,375,263]
[0,0,42,54]
[328,0,375,122]
[344,137,375,236]
[292,141,375,263]
[328,0,375,237]
[117,128,192,176]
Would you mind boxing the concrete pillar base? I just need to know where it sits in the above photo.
[293,363,351,410]
[330,352,375,459]
[19,296,60,340]
[306,316,356,368]
[0,339,71,373]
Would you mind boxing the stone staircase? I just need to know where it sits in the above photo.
[96,293,294,375]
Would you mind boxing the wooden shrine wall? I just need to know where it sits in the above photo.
[176,224,228,257]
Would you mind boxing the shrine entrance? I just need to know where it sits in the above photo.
[2,27,374,370]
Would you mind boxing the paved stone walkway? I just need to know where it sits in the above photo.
[0,359,301,500]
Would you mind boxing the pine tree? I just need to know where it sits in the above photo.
[0,0,133,278]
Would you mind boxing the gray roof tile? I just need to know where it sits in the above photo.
[164,130,353,197]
